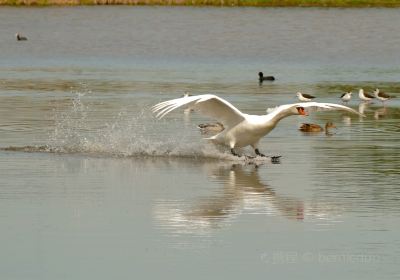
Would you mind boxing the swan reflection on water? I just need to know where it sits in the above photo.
[153,162,342,234]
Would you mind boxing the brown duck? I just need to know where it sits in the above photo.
[299,122,336,135]
[198,122,224,134]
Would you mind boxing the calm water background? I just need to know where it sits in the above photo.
[1,6,400,279]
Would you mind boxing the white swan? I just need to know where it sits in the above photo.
[152,94,363,157]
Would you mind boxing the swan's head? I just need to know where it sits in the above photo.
[296,92,302,98]
[296,106,308,116]
[267,104,308,116]
[15,33,19,37]
[348,91,352,96]
[258,72,263,77]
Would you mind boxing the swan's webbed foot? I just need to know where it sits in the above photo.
[231,148,254,159]
[255,149,281,163]
[270,156,282,164]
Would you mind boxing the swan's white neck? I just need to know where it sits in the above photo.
[264,108,297,126]
[245,108,298,139]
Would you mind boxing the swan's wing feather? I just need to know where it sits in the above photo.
[267,102,364,117]
[152,94,245,127]
[193,95,245,127]
[297,102,365,116]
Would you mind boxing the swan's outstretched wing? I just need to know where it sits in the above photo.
[300,102,365,116]
[152,94,245,128]
[267,102,365,117]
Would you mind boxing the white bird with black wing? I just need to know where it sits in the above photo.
[358,88,375,102]
[373,88,392,105]
[296,92,316,102]
[340,92,352,104]
[152,94,363,158]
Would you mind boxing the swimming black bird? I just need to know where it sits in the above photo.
[258,72,275,83]
[15,33,27,41]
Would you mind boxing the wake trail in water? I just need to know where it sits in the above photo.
[0,144,273,164]
[0,92,271,163]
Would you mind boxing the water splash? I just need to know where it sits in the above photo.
[38,91,263,161]
[0,90,273,163]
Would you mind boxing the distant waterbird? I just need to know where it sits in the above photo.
[340,92,352,104]
[258,72,275,83]
[296,92,316,102]
[373,88,392,105]
[358,88,374,102]
[15,33,27,41]
[152,94,363,159]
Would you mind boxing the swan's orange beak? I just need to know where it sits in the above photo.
[297,107,308,116]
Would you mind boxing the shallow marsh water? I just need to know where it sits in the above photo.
[0,6,400,279]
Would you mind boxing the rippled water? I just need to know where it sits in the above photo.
[1,6,400,280]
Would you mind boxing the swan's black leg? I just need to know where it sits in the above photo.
[231,149,255,159]
[255,149,266,157]
[231,148,240,157]
[270,156,282,164]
